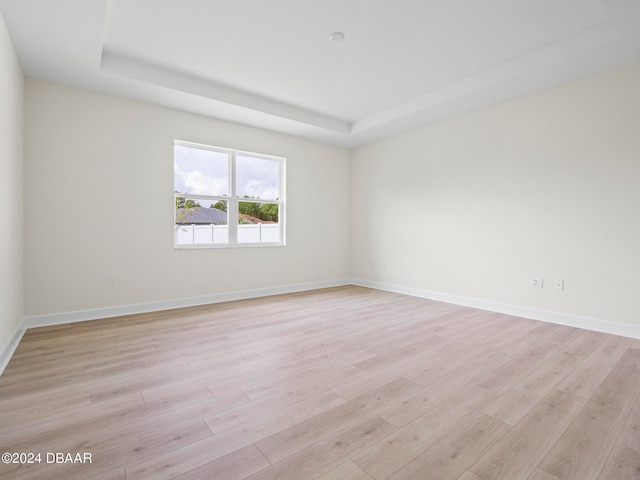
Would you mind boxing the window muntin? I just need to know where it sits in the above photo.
[174,141,284,248]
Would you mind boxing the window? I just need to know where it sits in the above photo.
[174,141,285,248]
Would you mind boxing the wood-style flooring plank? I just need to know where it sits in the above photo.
[481,331,602,426]
[469,389,585,480]
[386,413,510,480]
[617,396,640,452]
[124,390,344,479]
[596,444,640,480]
[527,469,562,480]
[170,445,270,480]
[247,416,397,480]
[545,334,631,399]
[14,419,212,480]
[203,384,345,435]
[353,385,497,479]
[538,381,637,479]
[204,390,346,445]
[458,471,483,480]
[317,461,375,480]
[255,378,420,464]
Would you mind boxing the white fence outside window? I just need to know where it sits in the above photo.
[175,224,280,245]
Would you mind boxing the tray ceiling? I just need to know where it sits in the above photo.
[2,0,639,147]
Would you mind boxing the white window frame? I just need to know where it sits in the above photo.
[174,140,286,249]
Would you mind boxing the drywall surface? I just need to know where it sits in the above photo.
[0,12,24,353]
[24,79,350,316]
[352,62,640,327]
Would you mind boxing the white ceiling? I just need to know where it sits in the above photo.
[1,0,639,148]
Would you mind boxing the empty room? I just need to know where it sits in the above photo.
[1,1,640,479]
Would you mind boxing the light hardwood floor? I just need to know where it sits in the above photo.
[1,286,639,480]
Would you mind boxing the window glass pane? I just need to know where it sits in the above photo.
[175,198,228,245]
[174,141,284,248]
[236,155,280,201]
[238,201,280,243]
[174,145,228,196]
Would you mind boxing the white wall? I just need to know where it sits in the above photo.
[0,13,24,354]
[352,63,640,328]
[19,59,640,332]
[24,80,350,317]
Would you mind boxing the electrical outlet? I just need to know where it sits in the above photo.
[107,277,116,287]
[531,278,543,288]
[555,280,564,291]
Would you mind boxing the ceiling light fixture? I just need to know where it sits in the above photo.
[329,32,345,42]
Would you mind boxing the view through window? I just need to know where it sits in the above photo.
[174,141,285,247]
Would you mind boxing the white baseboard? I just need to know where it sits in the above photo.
[24,278,351,329]
[351,278,640,340]
[0,320,26,377]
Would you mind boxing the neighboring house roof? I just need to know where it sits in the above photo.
[176,207,228,225]
[239,214,275,224]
